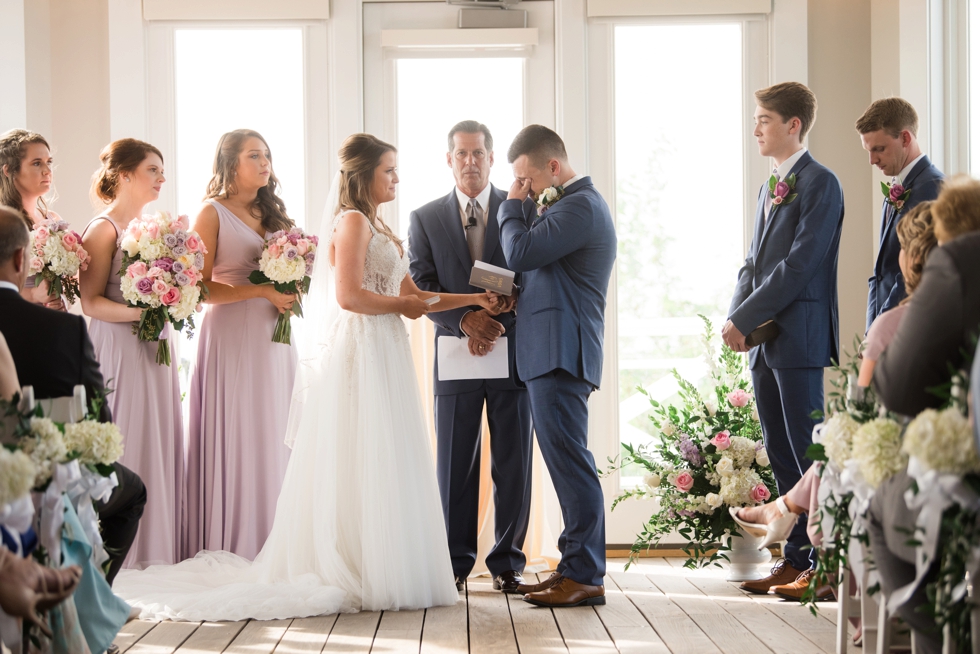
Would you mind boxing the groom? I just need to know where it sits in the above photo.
[497,125,616,608]
[723,82,844,597]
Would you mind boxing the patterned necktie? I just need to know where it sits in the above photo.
[764,168,778,221]
[465,198,485,264]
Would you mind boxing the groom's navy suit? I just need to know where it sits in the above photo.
[408,185,533,580]
[728,151,844,572]
[866,155,943,330]
[498,176,616,587]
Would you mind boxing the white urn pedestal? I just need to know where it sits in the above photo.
[722,527,772,581]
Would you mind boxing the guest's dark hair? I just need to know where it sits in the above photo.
[336,133,403,255]
[447,120,493,153]
[204,129,293,234]
[0,205,30,265]
[0,129,52,228]
[895,201,937,300]
[92,138,164,204]
[507,125,567,166]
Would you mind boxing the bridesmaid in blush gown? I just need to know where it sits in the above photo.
[183,129,298,561]
[79,139,184,567]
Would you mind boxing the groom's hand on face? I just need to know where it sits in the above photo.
[508,178,533,201]
[462,310,505,342]
[721,320,749,353]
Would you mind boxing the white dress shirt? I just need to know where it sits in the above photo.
[0,281,19,293]
[896,153,926,185]
[562,174,585,189]
[455,184,492,230]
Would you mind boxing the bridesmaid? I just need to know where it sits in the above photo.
[79,139,184,567]
[0,129,66,310]
[184,129,297,560]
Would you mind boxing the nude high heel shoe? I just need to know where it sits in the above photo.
[729,497,800,549]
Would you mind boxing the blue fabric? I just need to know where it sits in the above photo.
[0,525,35,556]
[60,497,129,654]
[498,177,617,387]
[866,156,944,331]
[525,370,605,586]
[729,152,845,370]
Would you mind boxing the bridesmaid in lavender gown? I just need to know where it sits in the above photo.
[79,139,184,567]
[184,129,298,561]
[0,129,67,311]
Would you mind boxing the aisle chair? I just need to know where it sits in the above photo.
[19,385,87,423]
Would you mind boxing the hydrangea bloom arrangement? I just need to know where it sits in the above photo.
[248,227,318,344]
[0,448,36,508]
[119,211,207,365]
[28,217,89,304]
[603,316,775,569]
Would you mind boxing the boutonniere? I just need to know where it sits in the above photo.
[881,180,911,212]
[536,185,564,216]
[768,173,798,207]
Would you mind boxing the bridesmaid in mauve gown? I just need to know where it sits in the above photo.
[79,138,184,567]
[184,129,298,561]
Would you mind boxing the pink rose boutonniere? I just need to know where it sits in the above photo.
[881,180,911,212]
[768,172,798,207]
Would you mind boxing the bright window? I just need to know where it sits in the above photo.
[972,2,980,173]
[614,24,745,486]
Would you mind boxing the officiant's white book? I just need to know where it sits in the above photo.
[437,336,509,380]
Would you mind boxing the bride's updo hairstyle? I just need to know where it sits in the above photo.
[92,138,163,204]
[337,133,403,254]
[204,129,293,233]
[0,129,53,227]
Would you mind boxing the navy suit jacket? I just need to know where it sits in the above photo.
[498,176,617,388]
[729,152,845,370]
[408,185,524,395]
[866,155,944,330]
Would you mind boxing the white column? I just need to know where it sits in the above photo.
[0,0,28,131]
[107,0,147,140]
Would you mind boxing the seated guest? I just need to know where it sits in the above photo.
[868,176,980,654]
[0,547,82,641]
[0,332,17,402]
[0,206,145,585]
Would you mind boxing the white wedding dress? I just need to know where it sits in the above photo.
[114,209,458,620]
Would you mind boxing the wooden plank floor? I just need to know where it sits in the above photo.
[112,557,861,654]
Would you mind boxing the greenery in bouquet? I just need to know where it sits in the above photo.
[248,227,318,345]
[602,316,775,569]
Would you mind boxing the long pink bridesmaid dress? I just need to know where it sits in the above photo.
[183,199,296,560]
[84,215,184,567]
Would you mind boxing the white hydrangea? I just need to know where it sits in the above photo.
[260,250,307,284]
[168,284,201,321]
[819,412,861,469]
[64,420,124,466]
[136,234,168,263]
[19,417,68,487]
[719,468,765,506]
[0,449,37,506]
[851,418,906,488]
[40,237,82,276]
[728,436,757,469]
[903,408,980,476]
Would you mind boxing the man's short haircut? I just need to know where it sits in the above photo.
[755,82,818,140]
[507,124,568,166]
[932,175,980,242]
[448,120,493,153]
[854,97,919,138]
[0,205,29,265]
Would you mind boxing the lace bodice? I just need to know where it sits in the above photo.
[332,210,408,298]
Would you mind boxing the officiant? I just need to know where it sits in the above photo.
[407,120,533,594]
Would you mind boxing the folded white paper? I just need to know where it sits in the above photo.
[437,335,509,380]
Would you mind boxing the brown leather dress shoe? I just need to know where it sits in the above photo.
[492,570,525,594]
[516,571,561,594]
[772,569,833,601]
[523,576,605,608]
[739,558,803,595]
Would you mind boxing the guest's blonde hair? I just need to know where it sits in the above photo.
[336,133,402,255]
[931,175,980,243]
[895,201,936,300]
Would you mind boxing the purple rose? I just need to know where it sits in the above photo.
[172,261,184,273]
[174,272,190,286]
[152,257,174,272]
[172,244,187,256]
[774,180,790,198]
[287,233,299,245]
[889,183,905,200]
[304,251,315,262]
[285,246,299,260]
[305,262,313,276]
[194,253,205,269]
[136,277,153,295]
[164,234,179,248]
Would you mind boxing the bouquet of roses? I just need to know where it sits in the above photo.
[248,227,318,345]
[28,217,90,304]
[602,316,776,568]
[118,211,207,365]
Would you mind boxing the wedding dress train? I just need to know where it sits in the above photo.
[114,210,458,620]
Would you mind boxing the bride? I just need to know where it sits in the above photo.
[114,133,502,620]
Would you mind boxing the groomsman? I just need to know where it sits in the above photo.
[723,83,845,596]
[499,125,616,608]
[407,121,533,594]
[856,97,944,330]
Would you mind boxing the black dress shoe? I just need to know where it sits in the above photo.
[492,570,525,594]
[454,575,465,591]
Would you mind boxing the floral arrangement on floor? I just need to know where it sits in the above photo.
[28,217,89,304]
[119,211,207,365]
[249,227,318,345]
[602,316,776,569]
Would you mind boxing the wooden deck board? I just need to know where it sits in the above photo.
[223,619,292,654]
[175,621,247,653]
[507,574,566,654]
[113,619,157,653]
[274,615,338,652]
[127,621,201,653]
[323,611,381,653]
[466,577,520,654]
[419,601,468,654]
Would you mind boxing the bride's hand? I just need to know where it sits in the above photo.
[476,292,503,315]
[399,295,430,320]
[262,286,295,314]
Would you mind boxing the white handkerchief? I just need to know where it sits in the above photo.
[437,336,509,380]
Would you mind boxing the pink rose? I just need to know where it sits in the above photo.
[128,226,142,240]
[772,195,784,206]
[62,231,78,248]
[674,471,694,492]
[296,240,309,256]
[29,257,44,273]
[727,389,751,408]
[176,214,190,230]
[889,183,905,201]
[750,484,771,503]
[710,430,731,450]
[151,279,169,296]
[195,303,203,313]
[126,261,148,278]
[145,222,160,239]
[268,243,281,258]
[893,199,905,211]
[160,286,181,306]
[185,235,201,252]
[147,266,164,279]
[774,180,790,198]
[77,248,89,270]
[34,226,50,245]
